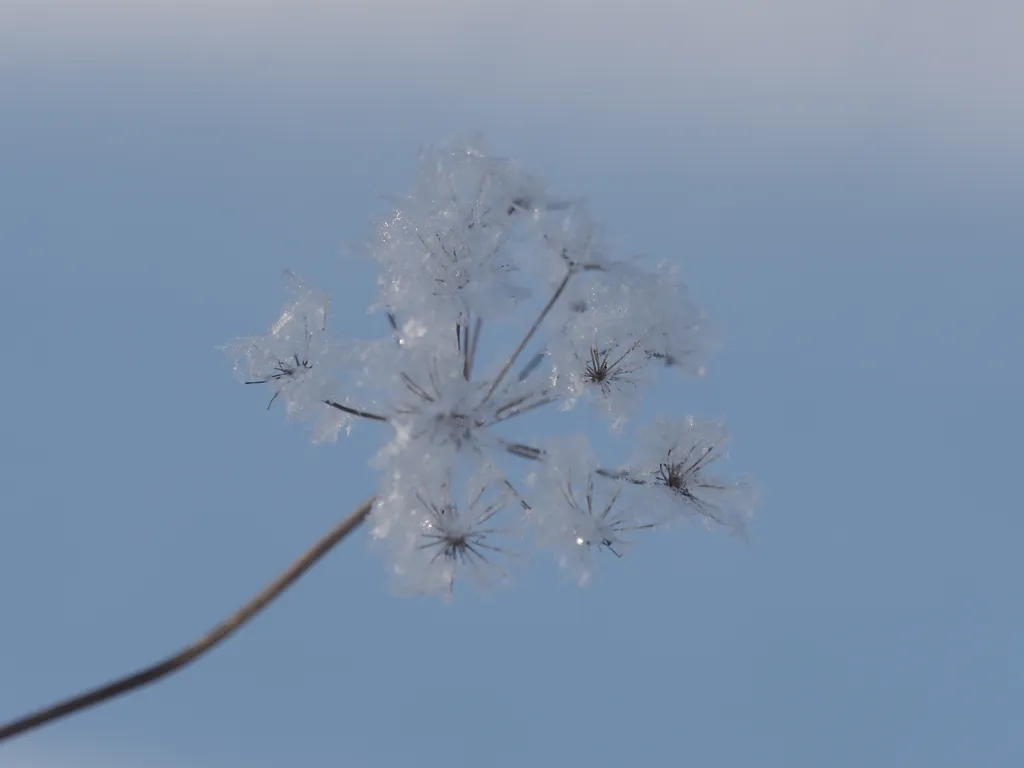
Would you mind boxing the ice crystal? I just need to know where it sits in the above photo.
[226,137,755,596]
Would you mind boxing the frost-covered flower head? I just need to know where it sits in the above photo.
[227,136,755,597]
[373,135,555,327]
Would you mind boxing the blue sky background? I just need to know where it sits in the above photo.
[2,2,1022,766]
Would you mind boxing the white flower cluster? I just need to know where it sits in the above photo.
[228,137,754,596]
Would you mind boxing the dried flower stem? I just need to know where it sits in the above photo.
[0,496,375,744]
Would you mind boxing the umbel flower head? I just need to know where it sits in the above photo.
[227,136,755,597]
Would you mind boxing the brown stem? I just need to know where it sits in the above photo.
[0,496,375,743]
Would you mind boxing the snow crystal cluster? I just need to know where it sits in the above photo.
[228,137,755,596]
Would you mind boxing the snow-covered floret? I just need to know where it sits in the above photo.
[622,417,755,533]
[545,262,707,426]
[228,272,352,442]
[530,198,611,275]
[547,280,645,423]
[372,136,555,327]
[374,472,517,597]
[528,439,658,585]
[369,315,555,472]
[227,137,755,597]
[623,263,709,376]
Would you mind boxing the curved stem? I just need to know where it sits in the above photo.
[0,496,375,743]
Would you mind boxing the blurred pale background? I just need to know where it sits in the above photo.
[2,2,1022,766]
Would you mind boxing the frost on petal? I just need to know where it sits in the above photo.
[549,261,710,398]
[369,317,554,469]
[372,469,517,597]
[625,417,756,533]
[547,269,652,425]
[371,136,555,325]
[624,261,710,377]
[530,199,613,275]
[526,437,654,584]
[227,271,352,441]
[384,356,495,462]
